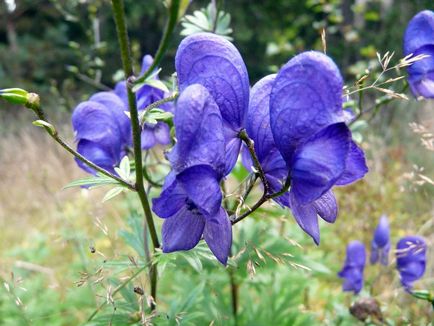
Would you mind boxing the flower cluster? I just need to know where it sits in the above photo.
[338,215,427,294]
[404,10,434,98]
[72,55,172,175]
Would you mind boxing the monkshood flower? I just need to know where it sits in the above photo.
[152,84,232,265]
[175,32,250,175]
[114,55,172,150]
[403,10,434,98]
[396,236,427,291]
[268,51,368,244]
[71,92,130,174]
[338,241,366,294]
[370,215,390,265]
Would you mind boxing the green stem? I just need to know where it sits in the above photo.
[111,0,160,310]
[30,102,135,191]
[134,0,181,86]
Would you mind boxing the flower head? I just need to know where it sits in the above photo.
[114,55,173,150]
[175,33,250,175]
[152,84,231,265]
[396,236,427,291]
[338,241,366,294]
[370,215,390,265]
[267,51,368,244]
[403,10,434,99]
[71,92,129,174]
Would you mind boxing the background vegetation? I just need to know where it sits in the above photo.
[0,0,432,325]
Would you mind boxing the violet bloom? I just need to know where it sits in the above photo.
[370,215,390,265]
[114,55,173,150]
[269,51,368,244]
[403,10,434,98]
[175,33,250,175]
[72,92,130,174]
[338,241,366,294]
[396,236,427,291]
[152,84,232,265]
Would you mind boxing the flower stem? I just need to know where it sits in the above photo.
[134,0,181,86]
[111,0,160,310]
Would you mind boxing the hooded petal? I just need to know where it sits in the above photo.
[114,81,128,107]
[152,173,187,219]
[89,92,131,145]
[270,51,344,162]
[396,236,426,290]
[177,165,222,217]
[247,74,277,162]
[373,215,390,248]
[289,192,320,245]
[168,84,225,176]
[203,208,232,265]
[72,101,121,146]
[140,54,154,75]
[343,240,366,267]
[75,140,119,175]
[403,10,434,56]
[313,190,338,223]
[175,33,249,132]
[407,44,434,99]
[336,141,368,186]
[290,123,351,204]
[161,206,205,253]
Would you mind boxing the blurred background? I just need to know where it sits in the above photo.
[0,0,433,325]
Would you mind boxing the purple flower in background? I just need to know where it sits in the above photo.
[370,215,390,265]
[72,92,130,174]
[403,10,434,98]
[338,241,366,294]
[269,51,368,244]
[396,236,427,291]
[175,33,250,175]
[152,84,232,265]
[114,55,173,150]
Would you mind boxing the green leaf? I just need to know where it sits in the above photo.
[411,290,431,301]
[102,187,125,202]
[32,120,56,135]
[64,175,121,189]
[0,88,29,106]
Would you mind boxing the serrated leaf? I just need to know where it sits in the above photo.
[102,187,125,202]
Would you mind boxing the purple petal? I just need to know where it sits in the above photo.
[338,267,364,294]
[270,51,344,162]
[114,81,128,107]
[152,174,187,219]
[313,190,338,223]
[154,122,171,146]
[289,192,320,245]
[344,240,367,267]
[267,173,290,207]
[140,54,154,75]
[224,136,242,176]
[176,33,250,132]
[247,74,277,161]
[89,92,131,146]
[141,127,157,150]
[161,206,205,253]
[75,140,119,175]
[370,242,380,265]
[203,208,232,265]
[403,10,434,56]
[168,84,225,176]
[336,141,368,186]
[290,123,351,204]
[407,44,434,99]
[177,165,222,216]
[373,215,390,248]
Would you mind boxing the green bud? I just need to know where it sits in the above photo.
[411,290,432,301]
[0,88,29,105]
[25,93,40,111]
[32,120,56,135]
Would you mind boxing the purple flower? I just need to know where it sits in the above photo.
[152,84,232,265]
[338,241,366,294]
[370,215,390,265]
[175,33,250,175]
[396,236,427,291]
[72,92,130,174]
[268,51,368,244]
[114,55,173,150]
[403,10,434,98]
